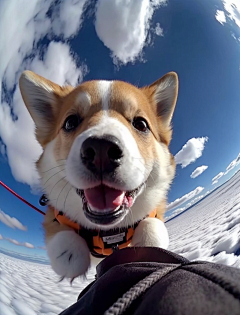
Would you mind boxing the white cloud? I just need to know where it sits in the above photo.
[190,165,208,178]
[166,190,208,220]
[0,234,3,240]
[4,237,34,248]
[0,0,50,91]
[212,172,224,184]
[226,160,236,172]
[0,0,88,187]
[215,10,226,25]
[173,207,186,215]
[0,209,27,231]
[95,0,167,64]
[24,242,34,249]
[165,207,186,221]
[210,154,240,186]
[186,194,204,208]
[205,190,211,196]
[225,153,240,174]
[38,246,46,250]
[174,137,208,168]
[6,238,21,246]
[51,0,89,38]
[29,41,87,87]
[154,22,164,36]
[167,186,204,211]
[217,0,240,28]
[235,153,240,163]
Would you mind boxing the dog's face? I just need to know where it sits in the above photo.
[19,71,178,230]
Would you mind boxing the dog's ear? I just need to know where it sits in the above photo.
[19,71,72,146]
[141,72,178,126]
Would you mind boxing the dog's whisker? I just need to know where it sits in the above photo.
[41,164,66,173]
[128,163,157,187]
[55,159,67,162]
[148,172,157,186]
[43,178,66,193]
[42,169,65,187]
[56,182,71,211]
[131,159,158,186]
[131,210,135,229]
[64,186,74,213]
[48,176,67,198]
[127,208,135,229]
[131,158,154,169]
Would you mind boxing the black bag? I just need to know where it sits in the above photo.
[60,247,240,315]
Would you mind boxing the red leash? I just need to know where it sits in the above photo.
[0,180,45,215]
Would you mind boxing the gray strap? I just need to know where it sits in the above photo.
[104,265,179,315]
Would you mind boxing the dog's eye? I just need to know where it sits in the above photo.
[63,115,80,132]
[132,117,149,133]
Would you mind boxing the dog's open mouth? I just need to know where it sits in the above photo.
[76,184,143,225]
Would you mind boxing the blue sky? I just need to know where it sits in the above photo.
[0,0,240,259]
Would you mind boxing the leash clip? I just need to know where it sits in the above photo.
[112,244,119,252]
[39,194,49,206]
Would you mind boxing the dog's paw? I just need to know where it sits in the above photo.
[46,230,90,279]
[131,217,169,249]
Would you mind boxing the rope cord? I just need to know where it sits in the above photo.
[0,180,45,215]
[104,265,179,315]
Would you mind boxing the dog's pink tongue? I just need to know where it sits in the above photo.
[84,185,125,210]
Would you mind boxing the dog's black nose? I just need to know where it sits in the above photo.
[81,135,123,173]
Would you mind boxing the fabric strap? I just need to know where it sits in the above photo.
[104,264,180,315]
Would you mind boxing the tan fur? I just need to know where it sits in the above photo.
[109,81,174,167]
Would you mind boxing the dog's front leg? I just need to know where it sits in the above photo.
[43,208,90,279]
[131,217,169,249]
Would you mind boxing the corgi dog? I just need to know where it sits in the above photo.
[19,71,178,280]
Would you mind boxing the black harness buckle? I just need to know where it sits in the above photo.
[111,244,119,252]
[39,194,49,206]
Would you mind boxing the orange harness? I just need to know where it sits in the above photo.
[54,208,157,257]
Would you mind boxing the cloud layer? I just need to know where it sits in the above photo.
[154,23,164,36]
[165,189,212,221]
[51,0,88,38]
[174,137,208,168]
[0,209,27,230]
[95,0,167,64]
[225,153,240,174]
[215,10,226,25]
[3,237,34,248]
[212,172,224,185]
[190,165,208,178]
[215,0,240,28]
[211,153,240,186]
[0,0,173,188]
[0,0,88,187]
[167,186,204,211]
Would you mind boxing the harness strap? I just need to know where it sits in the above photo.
[53,208,80,231]
[53,207,157,257]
